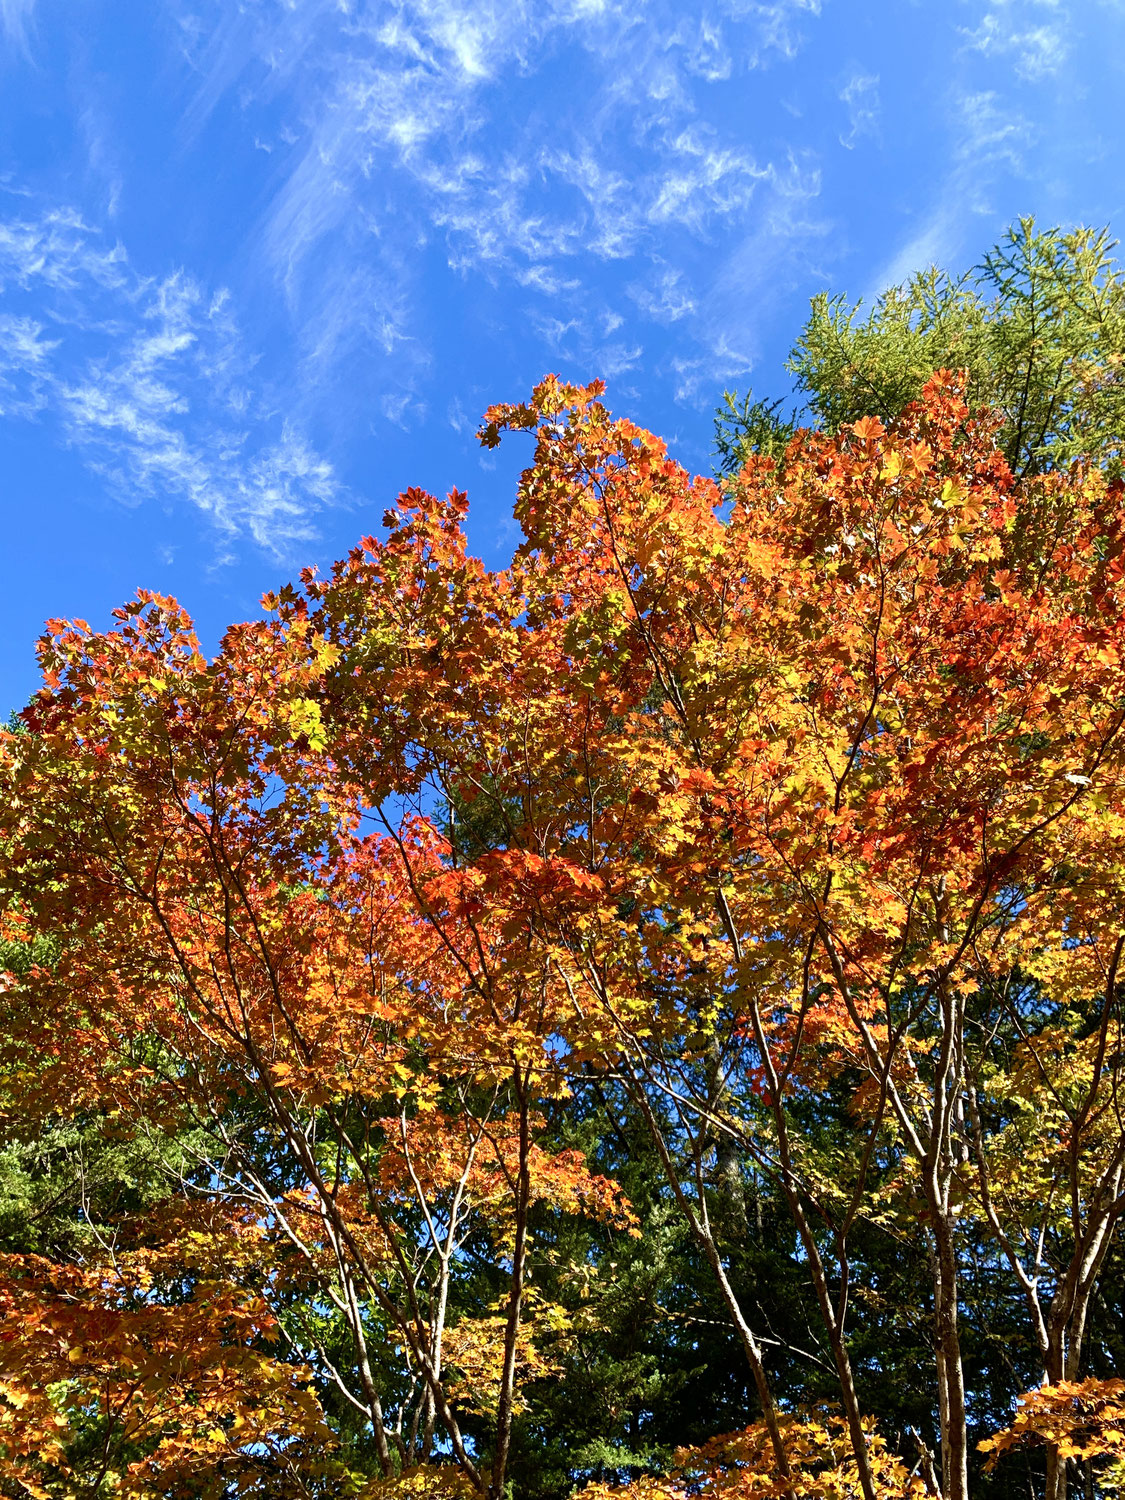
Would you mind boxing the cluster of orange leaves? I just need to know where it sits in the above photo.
[0,1210,333,1498]
[978,1381,1125,1471]
[580,1409,924,1500]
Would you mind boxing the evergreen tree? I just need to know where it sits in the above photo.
[715,217,1125,480]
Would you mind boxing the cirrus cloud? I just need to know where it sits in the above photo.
[0,204,341,555]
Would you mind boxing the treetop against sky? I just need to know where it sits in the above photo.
[6,373,1125,1498]
[3,0,1125,711]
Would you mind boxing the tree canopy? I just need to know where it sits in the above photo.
[714,218,1125,480]
[2,370,1125,1500]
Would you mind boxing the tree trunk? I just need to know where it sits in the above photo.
[489,1068,532,1500]
[930,1213,969,1500]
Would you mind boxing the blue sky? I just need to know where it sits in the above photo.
[2,0,1124,710]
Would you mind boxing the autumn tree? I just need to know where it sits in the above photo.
[4,372,1125,1500]
[303,375,1125,1500]
[0,592,636,1498]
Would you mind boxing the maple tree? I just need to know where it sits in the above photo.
[3,370,1125,1499]
[0,589,636,1498]
[980,1380,1125,1487]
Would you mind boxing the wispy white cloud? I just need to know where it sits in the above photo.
[867,0,1119,316]
[670,334,755,406]
[599,342,644,378]
[0,0,36,49]
[839,73,880,149]
[0,207,127,294]
[955,88,1034,180]
[0,313,56,417]
[665,151,823,401]
[0,207,340,554]
[867,216,959,304]
[752,0,823,62]
[865,0,1082,310]
[177,0,828,403]
[863,88,1034,302]
[628,266,696,323]
[960,0,1068,81]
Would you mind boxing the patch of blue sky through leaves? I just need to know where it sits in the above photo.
[2,0,1124,706]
